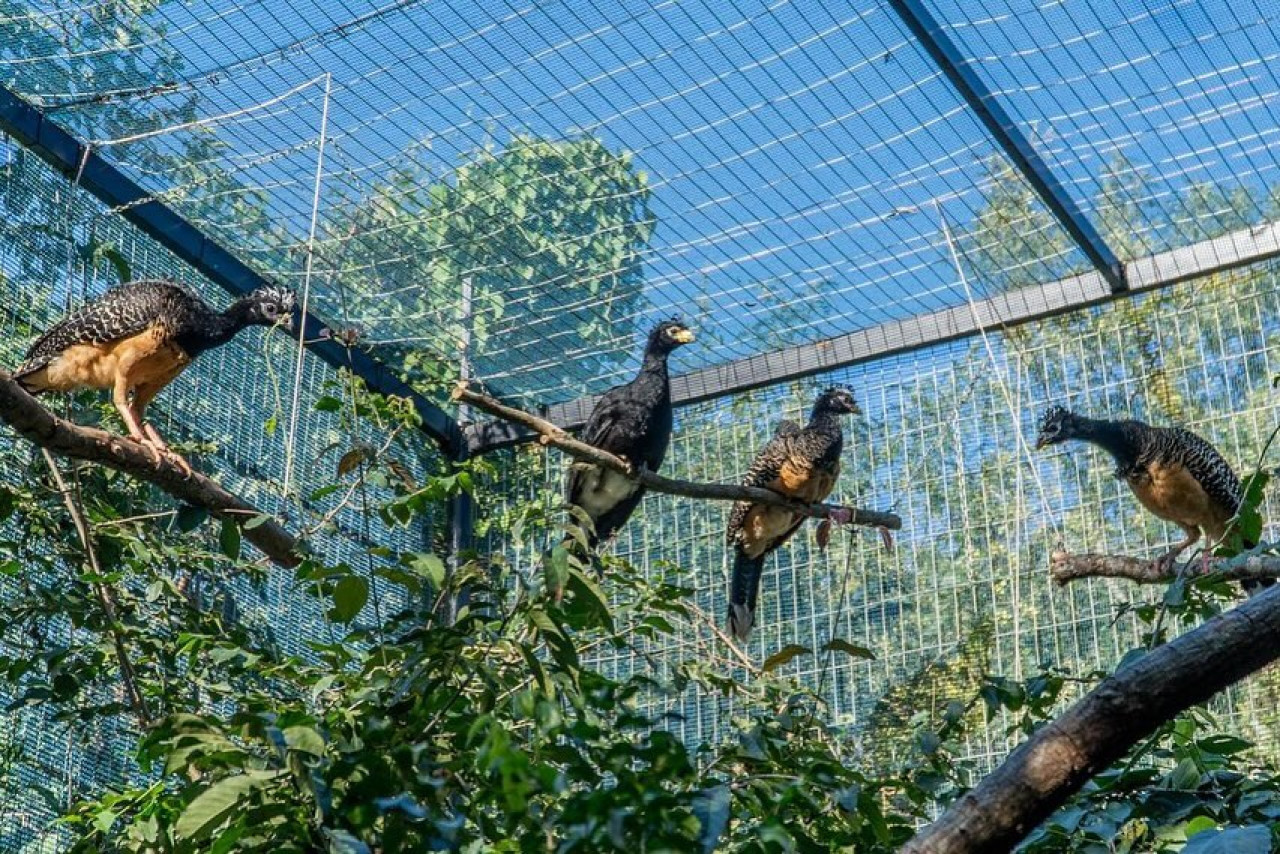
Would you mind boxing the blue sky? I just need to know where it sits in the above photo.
[4,0,1278,402]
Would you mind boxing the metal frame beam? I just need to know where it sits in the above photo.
[0,85,462,456]
[885,0,1126,293]
[468,219,1280,452]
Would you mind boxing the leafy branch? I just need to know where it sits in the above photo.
[0,371,301,568]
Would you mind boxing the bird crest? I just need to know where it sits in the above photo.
[250,284,297,313]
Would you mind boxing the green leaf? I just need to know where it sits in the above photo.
[314,395,343,413]
[762,644,812,673]
[175,505,208,533]
[409,553,446,588]
[1167,757,1202,790]
[93,808,118,834]
[174,775,259,841]
[283,726,326,756]
[218,519,241,561]
[545,545,570,593]
[1183,825,1271,854]
[331,576,369,623]
[693,784,731,853]
[822,638,876,660]
[563,567,614,631]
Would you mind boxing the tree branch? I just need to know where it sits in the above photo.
[453,384,902,530]
[0,372,301,568]
[901,582,1280,854]
[42,449,152,726]
[1049,550,1280,586]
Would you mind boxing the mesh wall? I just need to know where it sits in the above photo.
[485,254,1280,777]
[0,141,444,851]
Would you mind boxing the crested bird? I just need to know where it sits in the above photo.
[726,387,859,641]
[564,318,695,553]
[15,279,296,476]
[1035,405,1269,594]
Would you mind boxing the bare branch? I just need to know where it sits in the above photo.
[42,449,152,726]
[453,384,902,531]
[901,583,1280,854]
[0,372,301,568]
[1049,550,1280,586]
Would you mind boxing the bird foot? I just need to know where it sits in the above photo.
[141,438,194,478]
[827,506,854,525]
[1152,550,1184,575]
[878,525,895,554]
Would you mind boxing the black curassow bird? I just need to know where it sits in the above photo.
[726,387,860,641]
[15,280,296,475]
[564,319,695,551]
[1035,405,1270,594]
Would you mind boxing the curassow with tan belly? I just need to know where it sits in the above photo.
[726,387,860,641]
[1035,405,1269,595]
[15,280,295,475]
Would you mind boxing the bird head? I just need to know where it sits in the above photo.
[1034,405,1079,449]
[647,318,696,354]
[814,386,860,417]
[243,285,298,332]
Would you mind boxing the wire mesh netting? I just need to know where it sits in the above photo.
[0,143,445,851]
[486,252,1280,771]
[9,0,1276,408]
[2,0,1280,848]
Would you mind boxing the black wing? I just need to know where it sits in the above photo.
[17,281,191,374]
[725,430,792,545]
[1168,428,1243,514]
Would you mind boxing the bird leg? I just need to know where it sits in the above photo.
[1153,525,1200,574]
[140,421,194,479]
[827,506,854,525]
[113,383,162,467]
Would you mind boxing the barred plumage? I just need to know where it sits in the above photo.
[14,279,296,474]
[1035,406,1268,594]
[564,319,694,553]
[726,387,859,642]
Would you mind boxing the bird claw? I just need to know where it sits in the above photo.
[1152,551,1182,575]
[140,437,194,478]
[827,506,854,525]
[164,449,195,479]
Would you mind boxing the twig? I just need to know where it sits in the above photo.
[453,384,902,530]
[1048,550,1280,586]
[0,372,301,568]
[41,450,152,727]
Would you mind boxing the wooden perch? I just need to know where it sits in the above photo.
[0,372,300,568]
[1049,550,1280,586]
[453,384,902,530]
[901,581,1280,854]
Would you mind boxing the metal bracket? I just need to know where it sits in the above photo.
[886,0,1126,293]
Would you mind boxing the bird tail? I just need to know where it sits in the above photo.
[728,549,764,642]
[12,363,50,394]
[1240,537,1273,597]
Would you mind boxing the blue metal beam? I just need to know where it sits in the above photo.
[0,85,463,455]
[886,0,1126,293]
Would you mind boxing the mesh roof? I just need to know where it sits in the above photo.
[2,0,1278,408]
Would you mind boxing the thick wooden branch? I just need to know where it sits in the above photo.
[1049,550,1280,586]
[453,384,901,530]
[902,582,1280,854]
[0,372,300,568]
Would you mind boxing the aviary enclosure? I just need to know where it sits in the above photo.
[2,0,1280,850]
